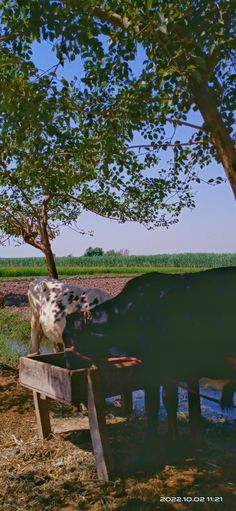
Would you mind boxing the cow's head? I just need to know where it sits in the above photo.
[63,282,144,370]
[63,304,112,369]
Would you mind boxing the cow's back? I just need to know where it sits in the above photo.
[28,277,65,315]
[28,277,112,347]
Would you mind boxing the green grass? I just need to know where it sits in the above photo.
[0,265,209,278]
[0,310,30,361]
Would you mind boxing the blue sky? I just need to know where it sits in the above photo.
[1,40,235,257]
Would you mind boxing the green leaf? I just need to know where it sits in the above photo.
[146,0,153,11]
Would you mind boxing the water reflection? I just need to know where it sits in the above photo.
[107,385,236,423]
[8,339,51,356]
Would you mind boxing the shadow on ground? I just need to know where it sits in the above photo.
[4,293,28,307]
[1,361,236,511]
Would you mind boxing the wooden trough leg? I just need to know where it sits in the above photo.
[87,369,114,481]
[188,378,202,438]
[33,391,52,439]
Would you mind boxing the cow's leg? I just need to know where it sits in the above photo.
[29,314,43,354]
[144,385,160,435]
[221,380,236,408]
[121,391,133,416]
[162,383,178,441]
[188,378,202,438]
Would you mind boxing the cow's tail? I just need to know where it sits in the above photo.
[220,382,236,409]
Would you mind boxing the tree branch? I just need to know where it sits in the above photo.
[0,32,23,42]
[92,7,140,34]
[58,192,127,221]
[205,48,218,79]
[1,163,42,219]
[64,95,204,131]
[21,232,44,251]
[126,140,210,150]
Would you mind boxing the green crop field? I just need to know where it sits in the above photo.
[0,253,235,268]
[0,253,235,277]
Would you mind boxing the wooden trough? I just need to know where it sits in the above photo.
[19,353,144,481]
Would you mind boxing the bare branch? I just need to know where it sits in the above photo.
[161,117,203,131]
[67,224,94,236]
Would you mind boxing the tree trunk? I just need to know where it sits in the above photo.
[192,80,236,199]
[22,235,58,278]
[41,197,58,279]
[43,243,58,279]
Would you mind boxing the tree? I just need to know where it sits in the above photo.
[84,246,104,256]
[0,192,59,279]
[0,1,197,235]
[118,249,130,256]
[105,248,130,256]
[105,249,120,256]
[0,0,235,259]
[62,0,236,196]
[0,164,82,278]
[0,67,86,277]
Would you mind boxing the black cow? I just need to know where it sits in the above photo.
[63,267,236,433]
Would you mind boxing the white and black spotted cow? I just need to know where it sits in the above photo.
[28,277,112,354]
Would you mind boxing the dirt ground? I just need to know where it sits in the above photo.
[0,276,133,319]
[1,278,236,510]
[0,275,132,305]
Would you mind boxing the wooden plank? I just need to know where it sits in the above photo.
[72,362,143,404]
[26,352,66,367]
[19,357,73,403]
[98,361,144,396]
[33,391,52,439]
[71,370,87,405]
[19,357,143,404]
[87,368,114,481]
[20,357,88,404]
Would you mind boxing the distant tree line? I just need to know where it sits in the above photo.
[83,247,130,257]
